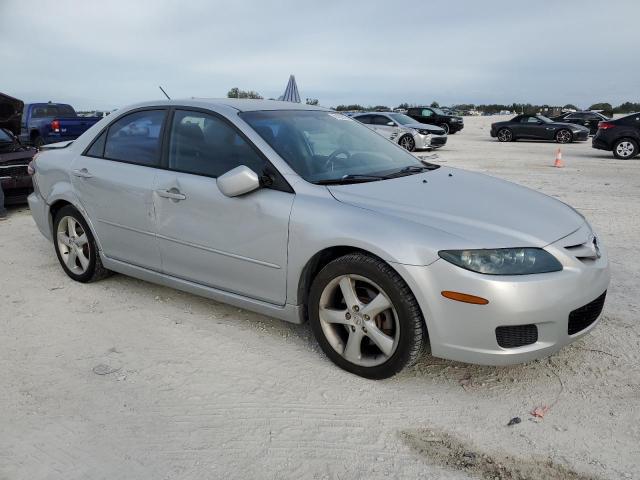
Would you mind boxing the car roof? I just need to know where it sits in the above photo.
[118,98,330,113]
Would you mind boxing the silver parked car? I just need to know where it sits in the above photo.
[352,112,447,151]
[28,99,610,379]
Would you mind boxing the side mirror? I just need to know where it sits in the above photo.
[386,121,395,126]
[217,165,260,197]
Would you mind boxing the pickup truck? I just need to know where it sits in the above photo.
[406,106,464,134]
[18,102,101,147]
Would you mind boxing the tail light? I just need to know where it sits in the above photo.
[51,119,60,132]
[597,121,615,130]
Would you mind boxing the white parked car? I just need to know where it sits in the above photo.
[352,112,447,151]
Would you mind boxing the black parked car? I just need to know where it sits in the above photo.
[406,106,464,134]
[0,127,36,204]
[490,114,589,143]
[551,111,609,135]
[592,113,640,159]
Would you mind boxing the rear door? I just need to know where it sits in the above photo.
[71,108,166,270]
[152,108,294,305]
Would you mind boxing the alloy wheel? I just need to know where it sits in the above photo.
[400,135,415,151]
[556,130,572,143]
[498,129,512,142]
[318,274,400,367]
[615,141,635,158]
[56,216,91,274]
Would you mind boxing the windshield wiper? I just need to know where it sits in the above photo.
[315,174,387,185]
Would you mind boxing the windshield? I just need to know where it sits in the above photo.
[432,107,447,116]
[537,115,553,123]
[240,110,434,184]
[388,113,416,125]
[0,128,14,143]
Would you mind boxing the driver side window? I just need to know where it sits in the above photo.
[168,110,267,178]
[421,109,433,117]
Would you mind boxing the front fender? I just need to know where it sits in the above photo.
[286,193,455,305]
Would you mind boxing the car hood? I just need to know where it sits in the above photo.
[327,167,584,249]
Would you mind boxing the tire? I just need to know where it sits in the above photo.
[555,129,572,144]
[398,134,416,152]
[308,253,426,379]
[32,136,45,148]
[612,138,638,159]
[439,123,450,135]
[497,128,513,142]
[53,205,111,283]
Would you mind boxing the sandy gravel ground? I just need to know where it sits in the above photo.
[1,116,639,480]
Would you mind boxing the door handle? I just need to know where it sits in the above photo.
[72,168,93,178]
[156,189,186,201]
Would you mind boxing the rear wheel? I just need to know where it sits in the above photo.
[439,123,450,134]
[613,138,638,159]
[53,205,111,283]
[497,128,513,142]
[32,136,45,148]
[399,134,416,151]
[555,129,572,144]
[308,253,426,379]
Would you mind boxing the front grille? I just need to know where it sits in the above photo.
[496,324,538,348]
[0,164,29,178]
[568,291,606,335]
[431,136,447,145]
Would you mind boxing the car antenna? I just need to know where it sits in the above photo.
[159,86,171,100]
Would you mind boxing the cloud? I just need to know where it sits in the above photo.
[1,0,638,109]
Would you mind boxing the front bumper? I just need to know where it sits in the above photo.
[449,122,464,133]
[1,175,33,204]
[430,135,447,148]
[393,223,610,365]
[573,130,589,141]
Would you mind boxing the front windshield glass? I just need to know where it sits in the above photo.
[388,113,415,125]
[240,110,433,184]
[537,115,553,123]
[432,107,446,116]
[0,129,13,142]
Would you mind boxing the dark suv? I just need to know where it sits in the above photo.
[551,111,609,135]
[592,113,640,159]
[0,128,36,204]
[406,107,464,134]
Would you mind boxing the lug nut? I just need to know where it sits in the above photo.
[345,312,351,320]
[363,314,370,320]
[353,305,360,312]
[351,326,356,332]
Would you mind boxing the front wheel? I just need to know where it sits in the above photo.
[439,123,450,135]
[53,205,111,283]
[555,129,572,144]
[613,138,638,159]
[398,134,416,151]
[497,128,513,142]
[308,253,426,379]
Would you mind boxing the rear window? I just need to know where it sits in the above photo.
[31,104,76,118]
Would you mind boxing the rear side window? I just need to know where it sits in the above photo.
[168,110,267,178]
[104,110,166,166]
[85,131,106,157]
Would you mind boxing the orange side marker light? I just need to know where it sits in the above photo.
[441,291,489,305]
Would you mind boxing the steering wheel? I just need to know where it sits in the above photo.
[324,148,351,172]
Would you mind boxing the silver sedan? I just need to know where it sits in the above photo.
[351,112,447,151]
[28,99,609,379]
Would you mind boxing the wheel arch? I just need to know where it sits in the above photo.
[296,246,430,334]
[48,196,104,252]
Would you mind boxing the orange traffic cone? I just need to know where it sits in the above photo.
[554,148,564,168]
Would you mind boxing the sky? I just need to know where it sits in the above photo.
[1,0,638,111]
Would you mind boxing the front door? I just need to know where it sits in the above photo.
[370,114,399,142]
[153,109,294,305]
[71,108,166,271]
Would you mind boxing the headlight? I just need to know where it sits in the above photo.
[418,129,432,135]
[438,248,562,275]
